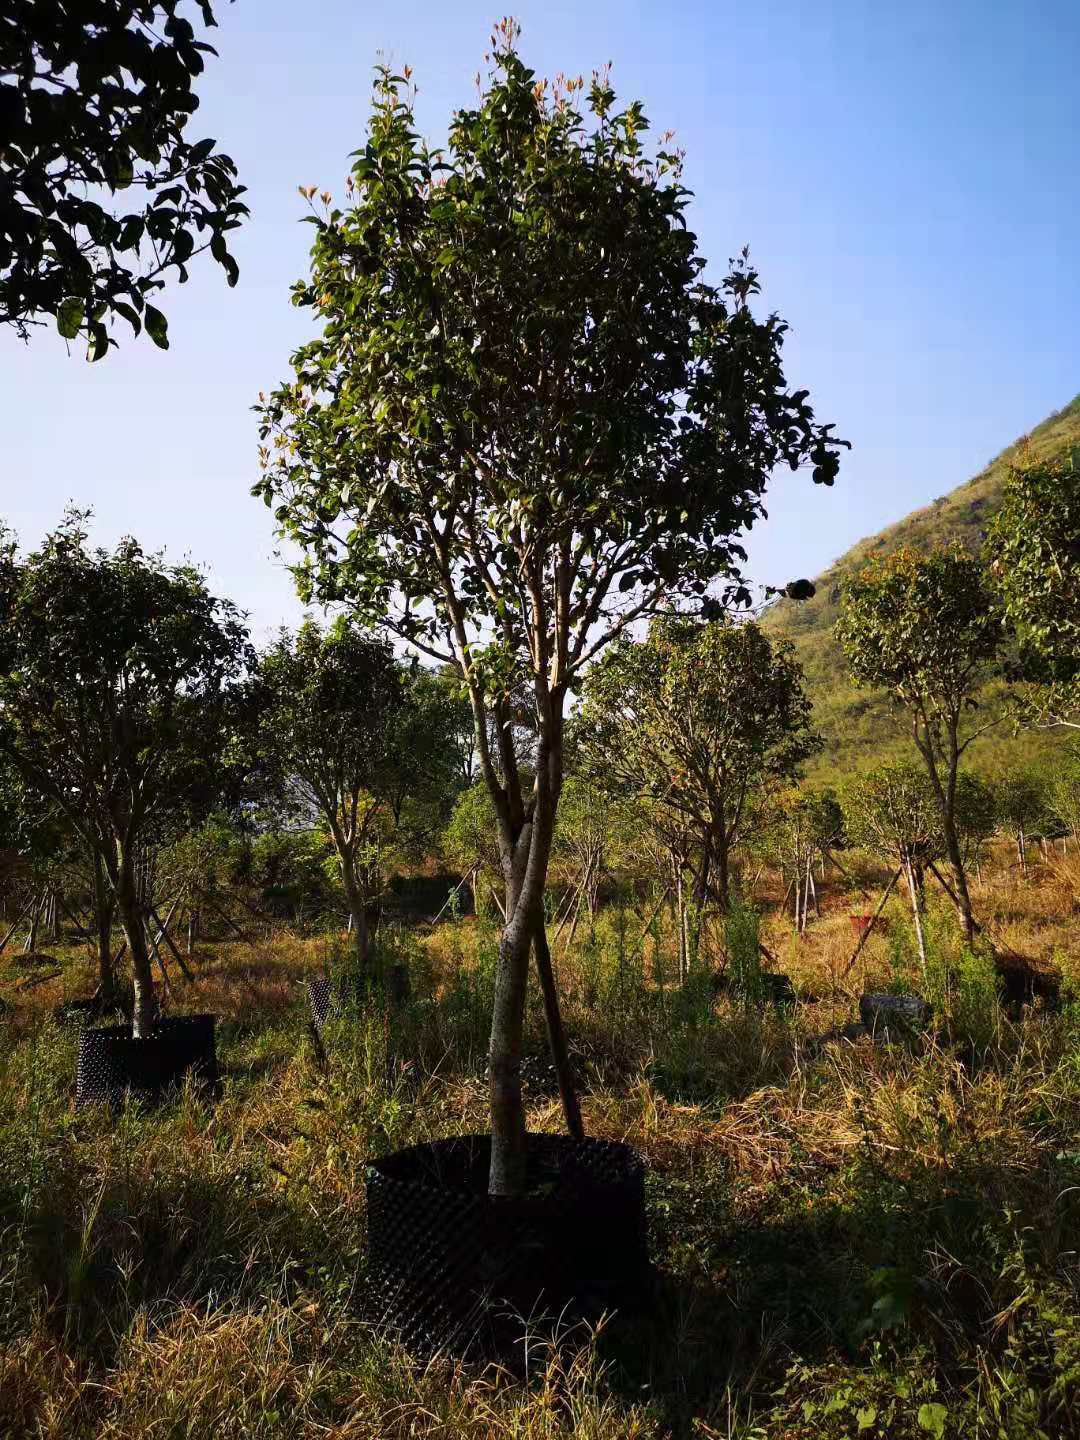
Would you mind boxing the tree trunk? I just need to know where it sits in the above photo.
[714,838,730,915]
[92,849,116,1001]
[340,864,372,970]
[941,817,976,945]
[903,858,928,972]
[488,897,532,1196]
[25,893,41,953]
[116,850,155,1038]
[532,913,584,1141]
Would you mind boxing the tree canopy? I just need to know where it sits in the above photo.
[986,451,1080,730]
[253,618,413,966]
[578,615,818,909]
[1,0,246,354]
[255,25,846,1195]
[835,545,1003,941]
[0,515,251,1027]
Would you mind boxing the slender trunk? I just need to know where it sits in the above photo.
[715,836,730,915]
[532,913,583,1141]
[116,850,155,1038]
[942,818,975,945]
[903,857,928,972]
[92,849,116,1001]
[186,907,198,955]
[25,893,41,953]
[340,864,371,970]
[489,830,533,1195]
[1018,830,1027,876]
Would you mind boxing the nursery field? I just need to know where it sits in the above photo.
[3,844,1079,1440]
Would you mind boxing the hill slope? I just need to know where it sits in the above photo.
[763,393,1080,782]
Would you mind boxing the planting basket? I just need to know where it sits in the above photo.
[75,1014,218,1109]
[365,1132,648,1359]
[307,966,410,1030]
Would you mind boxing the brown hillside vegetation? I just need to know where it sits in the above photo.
[763,393,1080,782]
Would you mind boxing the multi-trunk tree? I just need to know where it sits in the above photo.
[835,545,1002,944]
[578,616,819,916]
[255,28,845,1194]
[253,619,418,970]
[842,762,943,969]
[0,516,251,1034]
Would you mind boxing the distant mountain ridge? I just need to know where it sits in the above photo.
[763,393,1080,781]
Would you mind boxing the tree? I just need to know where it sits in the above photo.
[1048,746,1080,845]
[994,766,1047,876]
[254,618,419,968]
[835,545,1003,944]
[1,0,246,354]
[842,763,943,970]
[0,516,251,1034]
[255,28,845,1194]
[764,785,842,932]
[578,616,819,914]
[986,451,1080,730]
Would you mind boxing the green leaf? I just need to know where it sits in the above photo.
[56,297,84,340]
[856,1405,877,1431]
[144,306,169,350]
[917,1402,948,1438]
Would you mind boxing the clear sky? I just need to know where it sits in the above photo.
[3,0,1078,640]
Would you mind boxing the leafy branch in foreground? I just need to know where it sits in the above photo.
[1,0,246,355]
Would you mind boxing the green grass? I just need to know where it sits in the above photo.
[2,857,1080,1437]
[763,392,1080,784]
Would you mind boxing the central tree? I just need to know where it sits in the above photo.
[256,24,845,1194]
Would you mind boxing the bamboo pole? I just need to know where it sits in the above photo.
[840,867,901,980]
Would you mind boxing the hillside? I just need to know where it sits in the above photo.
[763,393,1080,782]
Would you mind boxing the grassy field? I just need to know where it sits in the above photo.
[2,845,1080,1438]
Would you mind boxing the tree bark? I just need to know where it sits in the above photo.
[116,850,155,1038]
[339,863,372,970]
[488,898,532,1196]
[903,857,928,972]
[92,849,116,1001]
[532,912,583,1142]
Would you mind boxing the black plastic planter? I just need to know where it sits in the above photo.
[365,1132,649,1359]
[75,1014,219,1109]
[307,966,411,1031]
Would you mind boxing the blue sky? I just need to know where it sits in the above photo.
[2,0,1078,638]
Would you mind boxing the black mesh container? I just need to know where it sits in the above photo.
[365,1132,648,1359]
[307,966,411,1030]
[75,1014,218,1109]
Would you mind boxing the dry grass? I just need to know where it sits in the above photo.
[2,842,1080,1437]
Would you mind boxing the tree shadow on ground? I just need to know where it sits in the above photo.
[600,1139,1080,1439]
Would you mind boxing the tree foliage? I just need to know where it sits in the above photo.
[986,451,1080,730]
[0,514,251,1029]
[836,545,1003,940]
[253,618,414,966]
[254,25,845,1194]
[1,0,246,354]
[578,615,818,908]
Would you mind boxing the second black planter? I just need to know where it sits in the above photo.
[307,966,411,1030]
[75,1014,219,1109]
[365,1132,649,1359]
